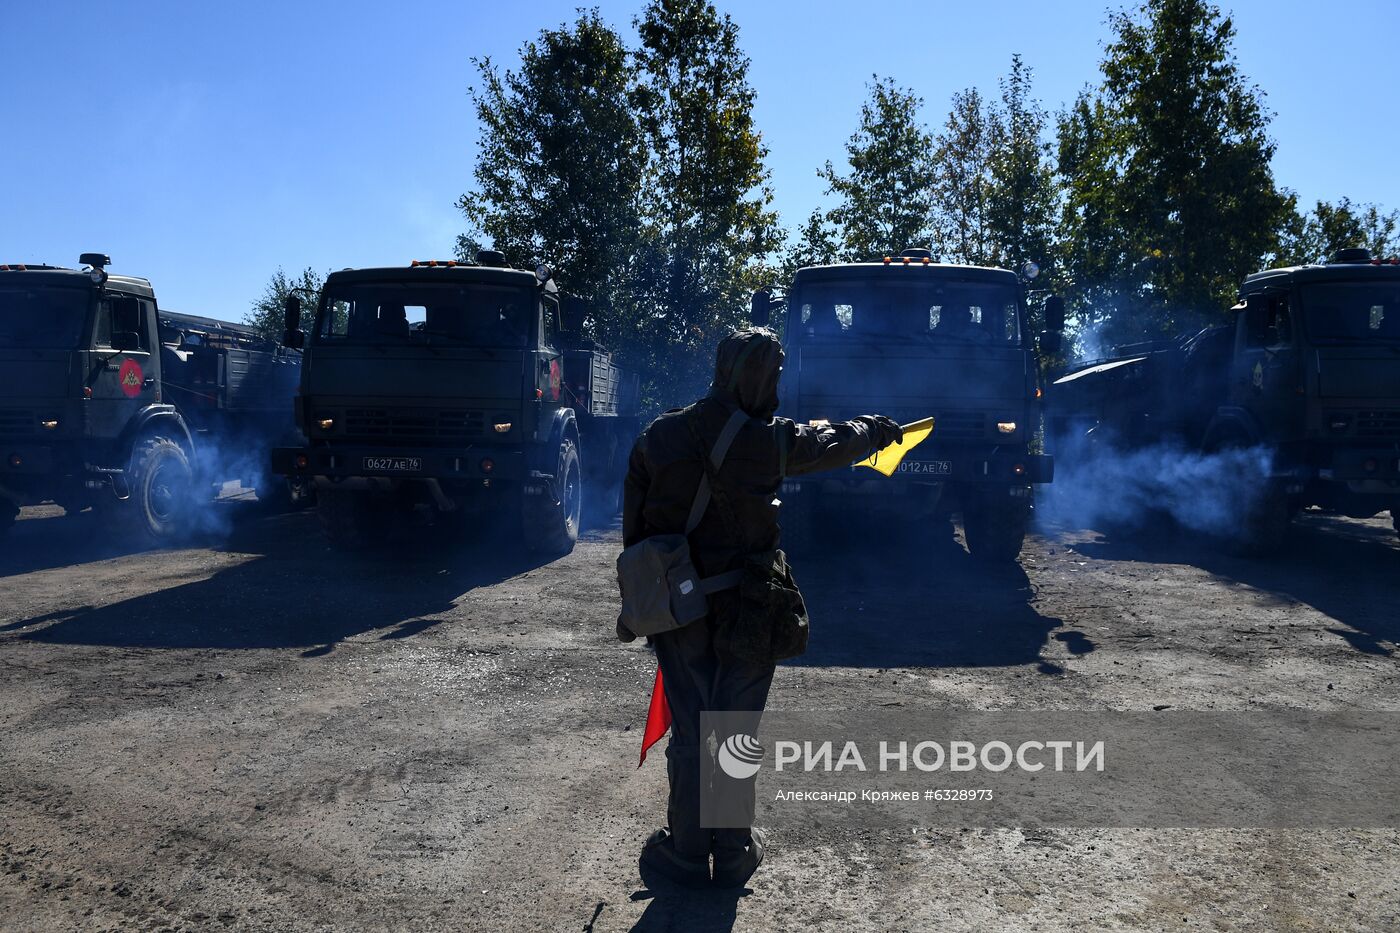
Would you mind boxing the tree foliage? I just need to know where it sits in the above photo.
[931,88,994,266]
[630,0,782,401]
[1278,198,1399,266]
[457,10,647,349]
[245,267,323,342]
[1057,0,1295,348]
[459,2,778,409]
[816,77,936,261]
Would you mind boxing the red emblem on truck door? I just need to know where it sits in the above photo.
[118,358,144,398]
[549,358,562,401]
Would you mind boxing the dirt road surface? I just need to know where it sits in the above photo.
[2,496,1398,932]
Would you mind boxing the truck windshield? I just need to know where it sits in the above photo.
[792,277,1021,345]
[0,286,90,349]
[315,282,533,348]
[1301,282,1400,343]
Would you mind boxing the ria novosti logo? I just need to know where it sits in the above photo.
[718,733,764,779]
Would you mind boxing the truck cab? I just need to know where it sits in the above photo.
[1223,249,1400,523]
[765,250,1056,562]
[273,252,638,553]
[0,256,190,535]
[1,254,306,540]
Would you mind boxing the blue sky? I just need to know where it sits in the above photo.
[3,0,1395,322]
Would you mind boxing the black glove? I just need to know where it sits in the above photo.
[859,415,904,448]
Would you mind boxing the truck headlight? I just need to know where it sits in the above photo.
[809,418,830,427]
[40,418,59,430]
[494,422,512,433]
[317,415,335,431]
[996,421,1017,434]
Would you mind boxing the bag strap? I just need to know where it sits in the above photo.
[684,407,749,535]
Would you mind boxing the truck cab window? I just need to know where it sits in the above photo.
[541,296,559,349]
[96,294,149,351]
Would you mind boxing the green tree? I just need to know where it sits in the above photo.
[457,10,648,348]
[817,76,937,261]
[1278,198,1399,265]
[985,57,1061,296]
[778,208,841,284]
[1057,0,1294,349]
[245,266,323,342]
[932,87,995,265]
[632,0,782,403]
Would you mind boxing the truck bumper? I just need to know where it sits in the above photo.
[271,444,531,485]
[782,451,1053,496]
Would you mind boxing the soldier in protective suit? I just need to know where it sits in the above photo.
[620,328,902,888]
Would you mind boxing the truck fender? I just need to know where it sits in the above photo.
[1202,408,1264,451]
[535,408,579,478]
[119,405,194,458]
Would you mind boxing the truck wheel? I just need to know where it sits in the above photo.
[962,493,1029,563]
[317,489,389,550]
[255,473,314,512]
[1226,490,1291,557]
[101,436,196,542]
[524,438,580,556]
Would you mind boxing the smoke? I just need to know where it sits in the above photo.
[1042,430,1274,539]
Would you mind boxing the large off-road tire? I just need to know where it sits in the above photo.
[317,488,390,550]
[1224,490,1291,557]
[255,473,314,512]
[99,436,196,543]
[523,438,581,556]
[962,492,1030,563]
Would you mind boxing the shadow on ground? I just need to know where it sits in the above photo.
[3,504,551,654]
[1064,510,1400,656]
[623,885,745,932]
[785,512,1076,670]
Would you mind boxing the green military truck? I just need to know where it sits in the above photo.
[0,254,303,541]
[1049,248,1400,551]
[755,248,1058,562]
[271,252,639,553]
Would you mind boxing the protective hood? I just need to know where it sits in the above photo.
[710,328,783,419]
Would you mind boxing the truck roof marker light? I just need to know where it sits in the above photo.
[883,257,892,264]
[411,260,421,267]
[922,257,931,265]
[902,256,911,265]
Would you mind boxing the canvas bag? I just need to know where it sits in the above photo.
[616,408,749,638]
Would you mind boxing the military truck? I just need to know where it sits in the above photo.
[0,254,303,540]
[1049,248,1400,550]
[754,249,1059,562]
[271,252,639,553]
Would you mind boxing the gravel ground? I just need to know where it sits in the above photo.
[1,495,1397,932]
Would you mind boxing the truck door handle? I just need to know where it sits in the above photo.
[143,377,155,388]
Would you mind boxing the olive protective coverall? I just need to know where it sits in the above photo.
[620,328,900,863]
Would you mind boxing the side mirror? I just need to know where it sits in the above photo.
[1039,331,1063,355]
[111,331,141,352]
[1045,295,1066,334]
[282,294,305,348]
[750,289,771,327]
[561,297,586,333]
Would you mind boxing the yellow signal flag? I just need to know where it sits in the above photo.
[855,417,935,476]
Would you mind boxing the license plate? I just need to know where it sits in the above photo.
[895,460,951,475]
[363,456,422,473]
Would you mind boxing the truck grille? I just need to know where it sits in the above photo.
[932,410,986,441]
[1355,410,1400,439]
[0,409,35,437]
[343,407,485,446]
